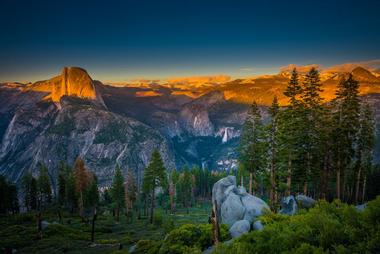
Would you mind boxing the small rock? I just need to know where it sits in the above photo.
[280,195,297,215]
[356,203,367,212]
[296,195,316,208]
[229,220,250,238]
[41,220,50,230]
[252,220,264,231]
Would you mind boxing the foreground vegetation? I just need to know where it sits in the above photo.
[213,196,380,254]
[0,203,213,253]
[4,196,379,254]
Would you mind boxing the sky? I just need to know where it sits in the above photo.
[0,0,380,83]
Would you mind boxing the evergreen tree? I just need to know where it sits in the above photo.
[0,176,19,214]
[74,158,90,218]
[278,68,303,195]
[85,174,99,209]
[143,149,167,223]
[124,170,137,218]
[111,165,125,222]
[37,164,52,209]
[238,101,266,194]
[177,168,193,212]
[21,172,37,211]
[355,103,375,203]
[284,68,302,107]
[332,74,360,200]
[65,169,77,213]
[267,96,280,208]
[57,162,69,206]
[299,67,324,195]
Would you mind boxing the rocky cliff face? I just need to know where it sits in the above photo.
[28,67,105,107]
[0,68,174,187]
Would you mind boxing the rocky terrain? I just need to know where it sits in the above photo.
[1,65,380,186]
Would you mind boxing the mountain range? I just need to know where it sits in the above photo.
[1,65,380,187]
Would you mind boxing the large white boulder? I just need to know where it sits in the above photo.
[212,175,236,218]
[229,220,251,238]
[221,192,246,227]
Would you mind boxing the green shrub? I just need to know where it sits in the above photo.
[153,211,163,227]
[213,197,380,254]
[163,216,175,233]
[159,223,229,254]
[135,239,162,254]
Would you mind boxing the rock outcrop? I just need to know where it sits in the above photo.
[280,195,316,215]
[212,176,270,238]
[29,67,105,107]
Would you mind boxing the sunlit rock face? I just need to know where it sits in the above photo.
[29,67,105,107]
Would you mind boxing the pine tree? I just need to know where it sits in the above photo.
[0,176,19,214]
[177,168,193,213]
[332,74,360,200]
[85,174,99,209]
[143,149,167,223]
[124,170,137,219]
[65,169,77,213]
[267,96,280,208]
[37,164,52,210]
[111,165,125,222]
[280,68,302,195]
[239,101,266,194]
[284,68,302,107]
[169,168,178,213]
[57,162,69,206]
[21,172,37,211]
[355,103,375,203]
[74,158,90,218]
[299,67,324,195]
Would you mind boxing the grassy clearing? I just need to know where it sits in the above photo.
[0,202,211,254]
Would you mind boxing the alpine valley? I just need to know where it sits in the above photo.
[1,65,380,186]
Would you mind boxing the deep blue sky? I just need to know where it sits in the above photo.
[1,0,380,82]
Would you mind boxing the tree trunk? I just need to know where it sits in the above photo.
[211,200,220,245]
[362,175,367,203]
[150,188,155,224]
[79,191,84,220]
[286,156,292,196]
[303,181,308,195]
[240,175,244,187]
[336,165,341,200]
[36,211,42,239]
[270,162,275,209]
[355,166,362,204]
[91,208,97,242]
[116,206,120,222]
[249,172,253,195]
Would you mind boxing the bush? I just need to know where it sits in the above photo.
[135,239,162,254]
[213,197,380,254]
[159,223,230,254]
[163,216,175,233]
[153,211,163,227]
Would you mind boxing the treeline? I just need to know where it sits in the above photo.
[239,68,376,209]
[1,150,226,226]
